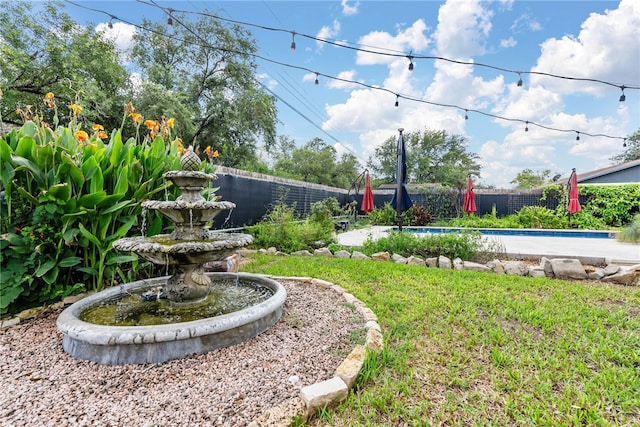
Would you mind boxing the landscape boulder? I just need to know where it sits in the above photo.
[550,258,587,280]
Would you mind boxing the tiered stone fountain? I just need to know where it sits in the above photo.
[57,149,286,365]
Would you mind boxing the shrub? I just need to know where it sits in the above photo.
[617,214,640,244]
[0,104,189,315]
[514,206,566,229]
[246,199,336,253]
[368,202,412,226]
[411,205,432,226]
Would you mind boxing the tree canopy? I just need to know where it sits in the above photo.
[130,13,278,168]
[367,129,481,189]
[0,1,130,131]
[610,129,640,164]
[510,168,554,189]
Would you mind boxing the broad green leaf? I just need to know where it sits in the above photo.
[108,215,137,241]
[62,227,81,244]
[20,121,37,138]
[35,259,57,277]
[58,153,85,188]
[15,185,38,205]
[89,166,104,193]
[42,266,59,285]
[47,183,71,202]
[78,191,107,208]
[82,156,99,180]
[96,193,124,208]
[0,283,23,310]
[78,223,102,248]
[102,199,133,215]
[77,267,98,276]
[0,138,12,162]
[98,213,112,240]
[12,155,45,186]
[15,136,36,160]
[58,256,82,267]
[114,165,129,195]
[109,130,124,167]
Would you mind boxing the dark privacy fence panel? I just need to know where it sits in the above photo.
[211,168,348,229]
[211,168,563,228]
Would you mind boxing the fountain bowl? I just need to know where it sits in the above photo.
[56,273,287,365]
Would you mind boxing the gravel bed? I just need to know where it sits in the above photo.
[0,279,365,426]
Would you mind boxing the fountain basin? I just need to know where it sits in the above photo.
[56,273,287,365]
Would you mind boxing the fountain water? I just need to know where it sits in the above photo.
[57,149,286,365]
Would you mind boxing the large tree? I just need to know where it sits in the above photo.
[130,12,277,167]
[610,129,640,164]
[272,137,360,189]
[0,1,129,130]
[367,129,481,189]
[510,168,553,189]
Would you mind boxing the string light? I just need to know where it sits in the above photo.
[167,9,173,26]
[290,32,296,51]
[63,0,635,145]
[517,72,523,87]
[108,16,114,29]
[407,55,414,71]
[525,121,529,132]
[464,109,468,120]
[576,132,580,141]
[623,138,627,147]
[314,73,319,85]
[619,86,626,102]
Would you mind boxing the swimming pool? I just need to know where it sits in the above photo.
[391,226,618,239]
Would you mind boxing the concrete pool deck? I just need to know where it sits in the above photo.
[337,226,640,266]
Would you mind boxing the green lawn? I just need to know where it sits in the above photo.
[241,255,640,426]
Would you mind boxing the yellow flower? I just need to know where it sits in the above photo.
[44,92,54,100]
[74,130,89,142]
[92,124,104,131]
[96,130,108,139]
[68,104,82,115]
[165,117,175,128]
[175,139,187,156]
[204,146,219,160]
[129,112,143,124]
[144,119,158,130]
[43,92,56,109]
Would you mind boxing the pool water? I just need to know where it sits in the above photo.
[392,226,617,239]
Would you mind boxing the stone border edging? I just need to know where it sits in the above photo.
[248,275,383,426]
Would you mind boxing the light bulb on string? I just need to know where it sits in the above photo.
[108,17,114,29]
[623,138,627,148]
[619,86,626,102]
[525,121,529,132]
[290,32,296,50]
[394,95,399,107]
[314,73,319,85]
[407,56,414,71]
[167,9,173,26]
[576,132,580,141]
[517,72,523,87]
[464,109,468,120]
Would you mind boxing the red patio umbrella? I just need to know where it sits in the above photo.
[361,170,374,213]
[463,175,477,215]
[567,168,581,214]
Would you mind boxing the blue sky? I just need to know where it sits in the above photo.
[61,0,639,187]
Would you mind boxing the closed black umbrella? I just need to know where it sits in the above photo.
[390,128,413,230]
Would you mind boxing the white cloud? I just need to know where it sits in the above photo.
[327,70,363,90]
[95,21,136,65]
[433,0,493,58]
[316,20,341,48]
[510,13,542,33]
[531,0,640,96]
[341,0,359,16]
[356,19,430,65]
[500,37,517,48]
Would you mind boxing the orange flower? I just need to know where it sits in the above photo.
[175,139,187,156]
[96,130,108,139]
[129,112,143,124]
[68,103,82,115]
[143,119,158,130]
[165,117,175,128]
[92,124,104,131]
[74,130,89,142]
[204,146,219,160]
[125,102,135,115]
[44,92,54,100]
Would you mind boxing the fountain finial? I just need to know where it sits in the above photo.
[180,146,201,171]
